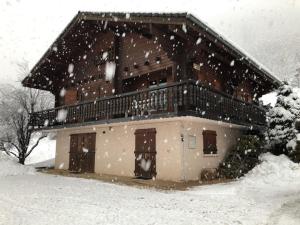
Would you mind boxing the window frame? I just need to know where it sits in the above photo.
[188,135,197,149]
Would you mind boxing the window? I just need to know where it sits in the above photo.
[203,130,217,154]
[188,135,196,149]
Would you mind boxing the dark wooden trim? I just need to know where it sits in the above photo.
[134,128,157,134]
[113,35,123,94]
[202,130,217,135]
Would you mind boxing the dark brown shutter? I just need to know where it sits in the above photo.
[86,133,96,173]
[134,128,157,178]
[69,134,79,171]
[203,130,217,154]
[69,133,96,173]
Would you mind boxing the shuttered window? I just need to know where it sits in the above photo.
[203,130,217,154]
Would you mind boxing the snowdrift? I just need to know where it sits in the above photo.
[0,152,35,176]
[241,153,300,189]
[30,158,55,168]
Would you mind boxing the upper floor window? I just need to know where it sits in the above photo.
[203,130,217,154]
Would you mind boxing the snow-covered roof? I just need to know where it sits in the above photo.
[23,12,282,88]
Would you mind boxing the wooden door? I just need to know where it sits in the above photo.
[69,133,96,173]
[134,128,157,178]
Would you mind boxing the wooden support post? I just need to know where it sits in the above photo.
[113,35,123,95]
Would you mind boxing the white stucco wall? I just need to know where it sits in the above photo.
[54,117,245,181]
[180,117,243,180]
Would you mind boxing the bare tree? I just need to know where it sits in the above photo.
[0,61,53,164]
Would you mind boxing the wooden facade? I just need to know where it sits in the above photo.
[22,12,281,129]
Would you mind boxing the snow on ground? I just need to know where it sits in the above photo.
[0,152,35,176]
[29,158,55,168]
[267,198,300,225]
[0,153,300,225]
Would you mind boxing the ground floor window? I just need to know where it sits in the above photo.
[203,130,217,154]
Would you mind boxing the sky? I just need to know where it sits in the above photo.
[0,0,300,86]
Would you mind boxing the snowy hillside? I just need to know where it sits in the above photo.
[0,153,300,225]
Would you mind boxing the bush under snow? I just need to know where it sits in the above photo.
[0,152,35,176]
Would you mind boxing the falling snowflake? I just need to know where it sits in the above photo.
[60,88,66,97]
[44,119,49,127]
[58,163,64,169]
[182,23,187,33]
[105,62,116,81]
[140,159,151,171]
[102,51,108,60]
[196,37,202,45]
[56,109,68,122]
[68,63,74,73]
[136,154,142,161]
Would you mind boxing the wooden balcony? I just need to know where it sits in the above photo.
[29,80,267,129]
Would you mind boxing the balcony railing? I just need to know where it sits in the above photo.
[29,80,266,129]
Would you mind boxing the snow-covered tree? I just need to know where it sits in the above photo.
[267,82,300,155]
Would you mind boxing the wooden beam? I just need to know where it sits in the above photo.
[113,35,123,94]
[81,13,186,26]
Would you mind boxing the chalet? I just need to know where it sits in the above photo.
[22,12,281,181]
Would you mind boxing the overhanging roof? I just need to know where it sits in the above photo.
[22,11,282,89]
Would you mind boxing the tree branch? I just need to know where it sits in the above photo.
[0,144,19,158]
[0,139,22,154]
[25,135,47,158]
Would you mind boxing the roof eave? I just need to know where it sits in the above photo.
[22,12,82,87]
